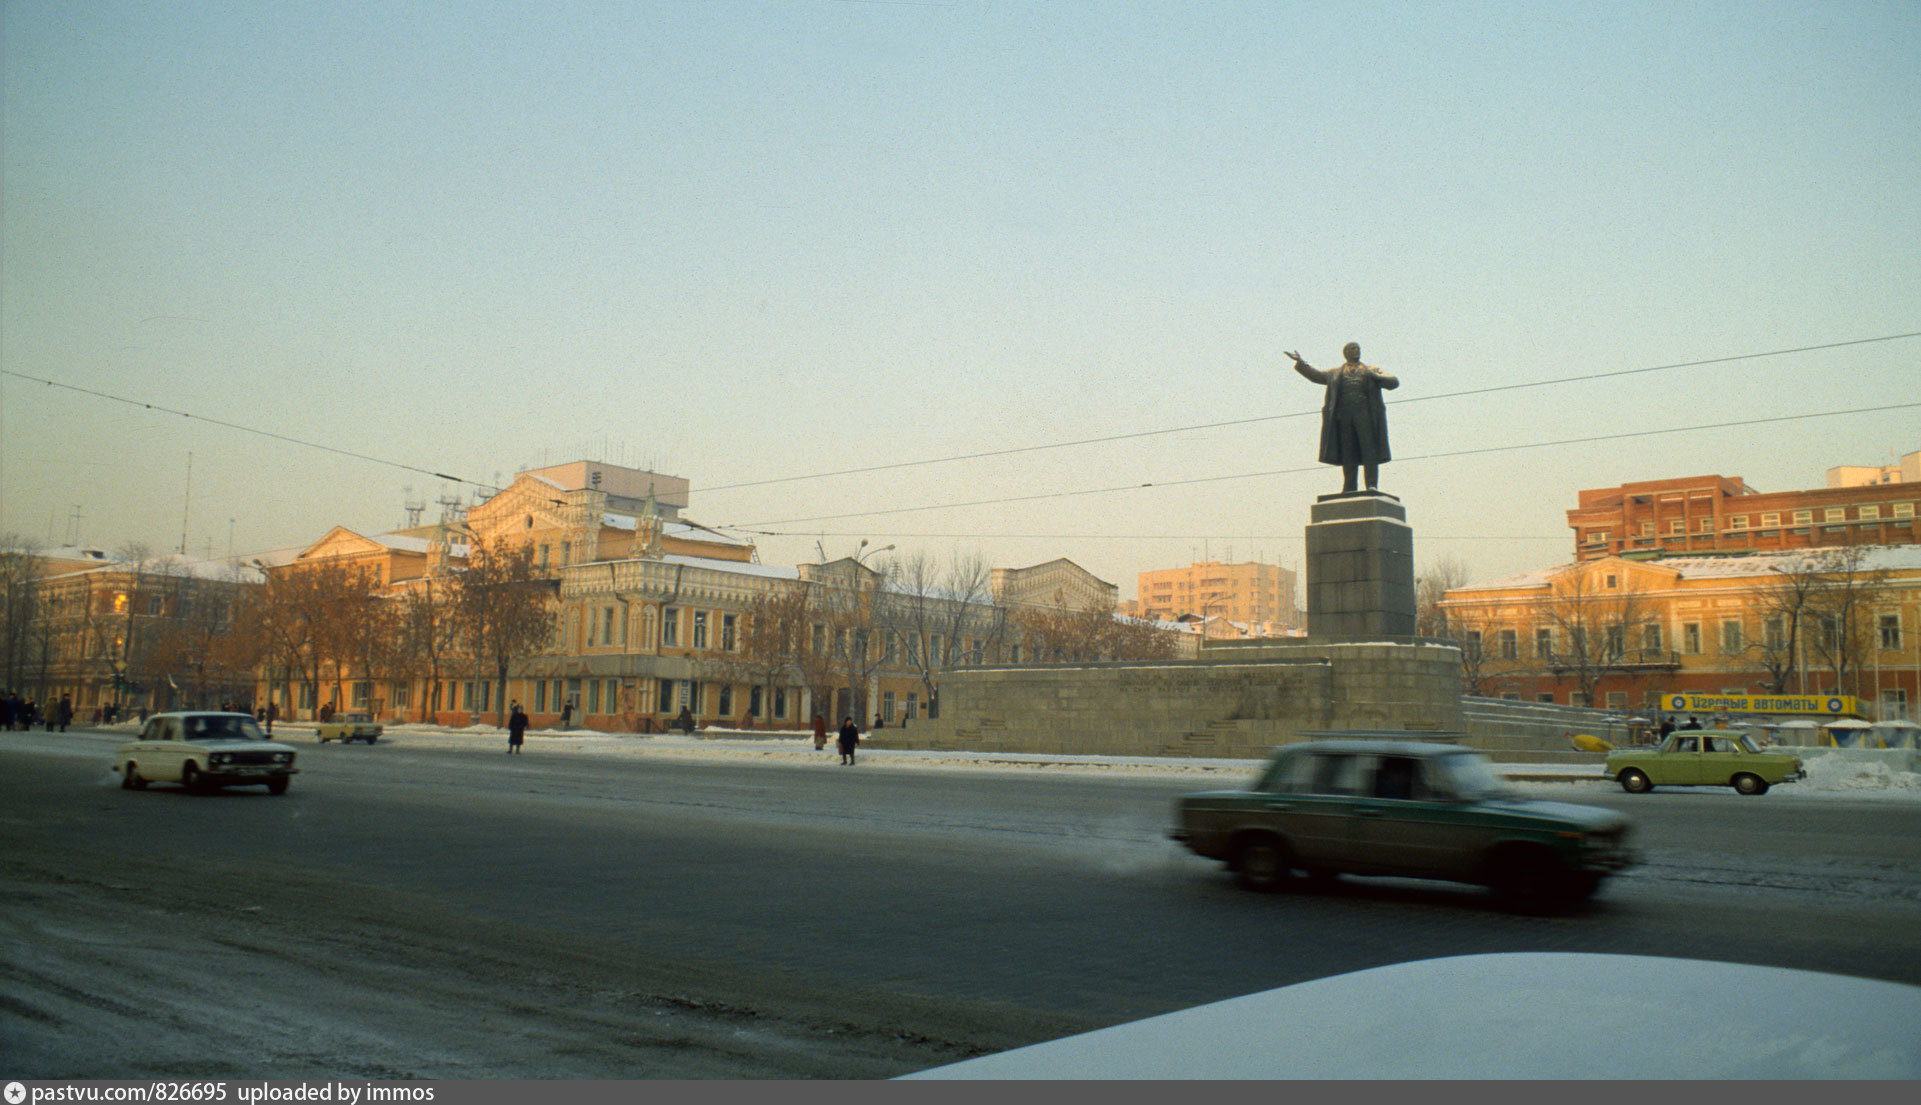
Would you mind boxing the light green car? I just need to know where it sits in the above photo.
[1605,730,1804,796]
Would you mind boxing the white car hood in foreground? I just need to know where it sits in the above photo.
[905,953,1921,1079]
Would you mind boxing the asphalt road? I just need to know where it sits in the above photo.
[5,727,1919,1078]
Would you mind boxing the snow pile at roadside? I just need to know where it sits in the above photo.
[1799,755,1921,793]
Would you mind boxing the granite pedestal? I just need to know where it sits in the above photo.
[1305,492,1416,639]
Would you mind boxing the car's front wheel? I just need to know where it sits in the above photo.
[1619,769,1652,794]
[1233,834,1295,893]
[1732,773,1769,796]
[181,762,204,794]
[1487,846,1581,914]
[122,762,146,790]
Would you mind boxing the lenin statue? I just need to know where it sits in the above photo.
[1286,342,1399,494]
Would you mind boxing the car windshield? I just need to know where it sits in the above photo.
[182,715,268,741]
[1432,752,1514,800]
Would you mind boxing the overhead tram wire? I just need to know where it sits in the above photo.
[698,331,1921,495]
[8,329,1916,507]
[721,398,1921,531]
[1,369,486,491]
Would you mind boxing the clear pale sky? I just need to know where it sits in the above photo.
[4,0,1917,597]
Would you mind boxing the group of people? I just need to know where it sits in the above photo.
[812,713,862,765]
[2,692,72,731]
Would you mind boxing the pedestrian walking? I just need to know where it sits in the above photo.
[813,713,828,751]
[560,701,573,729]
[266,701,278,735]
[57,695,73,732]
[837,716,860,765]
[677,705,696,734]
[507,702,528,754]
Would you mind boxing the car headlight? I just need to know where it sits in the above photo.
[274,752,292,764]
[211,753,232,765]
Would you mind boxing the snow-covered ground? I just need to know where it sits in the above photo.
[87,717,1921,797]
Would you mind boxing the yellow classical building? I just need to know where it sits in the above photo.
[1438,546,1921,721]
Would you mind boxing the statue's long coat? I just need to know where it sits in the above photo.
[1294,361,1398,466]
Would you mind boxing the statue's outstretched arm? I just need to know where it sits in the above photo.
[1286,350,1326,383]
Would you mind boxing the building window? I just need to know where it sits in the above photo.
[1643,623,1663,651]
[882,690,895,720]
[692,611,709,649]
[1585,530,1607,545]
[1497,629,1517,660]
[1535,628,1553,659]
[1605,625,1626,656]
[658,679,675,713]
[811,623,826,656]
[661,607,679,647]
[930,634,945,666]
[561,541,571,565]
[773,687,787,719]
[1463,630,1482,660]
[1895,502,1915,519]
[1697,516,1713,533]
[1881,614,1903,651]
[1720,620,1743,654]
[1606,692,1628,709]
[970,638,984,665]
[391,683,410,709]
[1683,623,1702,654]
[1537,693,1555,704]
[535,681,547,713]
[1639,522,1654,536]
[352,681,371,708]
[1793,509,1813,525]
[1762,512,1780,527]
[1881,689,1909,722]
[721,614,737,651]
[1605,573,1619,588]
[905,693,918,719]
[1824,508,1846,523]
[1860,505,1881,521]
[1668,520,1684,535]
[588,679,601,714]
[1765,617,1786,650]
[1730,516,1748,530]
[718,684,733,716]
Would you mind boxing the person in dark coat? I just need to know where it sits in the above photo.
[507,702,528,754]
[1286,342,1400,494]
[265,701,278,735]
[57,695,72,732]
[813,713,828,751]
[677,705,696,734]
[837,717,860,765]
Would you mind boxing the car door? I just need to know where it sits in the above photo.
[1349,755,1486,880]
[1278,752,1367,869]
[152,717,190,781]
[1664,734,1704,785]
[1700,734,1742,784]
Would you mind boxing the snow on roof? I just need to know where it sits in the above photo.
[659,554,798,580]
[371,533,433,554]
[1457,545,1921,592]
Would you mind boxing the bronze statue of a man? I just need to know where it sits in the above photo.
[1287,342,1399,494]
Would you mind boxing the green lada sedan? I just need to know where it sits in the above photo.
[1605,730,1804,795]
[1171,740,1635,911]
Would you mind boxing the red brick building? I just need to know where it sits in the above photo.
[1569,473,1919,562]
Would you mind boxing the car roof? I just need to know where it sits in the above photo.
[146,711,257,720]
[1278,740,1473,757]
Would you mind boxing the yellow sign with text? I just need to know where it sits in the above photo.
[1662,693,1860,717]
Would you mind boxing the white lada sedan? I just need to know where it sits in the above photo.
[117,711,299,795]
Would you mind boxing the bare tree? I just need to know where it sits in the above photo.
[712,579,821,728]
[1416,554,1471,639]
[393,575,460,722]
[454,538,555,726]
[0,535,44,692]
[1747,556,1828,693]
[1800,546,1891,697]
[1530,565,1651,708]
[883,550,1005,719]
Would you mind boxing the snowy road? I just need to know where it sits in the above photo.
[5,726,1919,1078]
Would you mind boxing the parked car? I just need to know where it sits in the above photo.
[1604,729,1804,795]
[116,711,299,795]
[1170,740,1635,910]
[316,711,383,744]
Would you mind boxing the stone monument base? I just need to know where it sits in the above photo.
[865,638,1464,760]
[1305,492,1416,638]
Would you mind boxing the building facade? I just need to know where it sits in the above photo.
[1568,469,1921,562]
[1438,547,1921,722]
[1129,559,1298,630]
